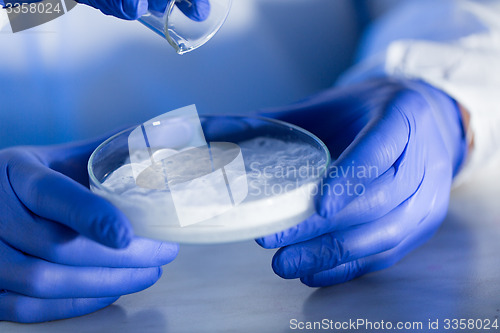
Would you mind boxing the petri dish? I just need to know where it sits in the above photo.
[88,115,330,244]
[139,0,232,54]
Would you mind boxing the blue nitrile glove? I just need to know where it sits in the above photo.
[256,78,467,287]
[0,137,178,323]
[75,0,210,21]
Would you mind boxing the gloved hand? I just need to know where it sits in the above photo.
[76,0,210,21]
[256,78,467,287]
[0,137,178,323]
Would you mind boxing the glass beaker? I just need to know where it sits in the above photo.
[138,0,232,54]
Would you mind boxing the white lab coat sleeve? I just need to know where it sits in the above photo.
[338,0,500,183]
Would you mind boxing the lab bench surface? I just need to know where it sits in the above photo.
[2,161,500,333]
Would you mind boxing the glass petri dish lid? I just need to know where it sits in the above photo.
[89,114,330,244]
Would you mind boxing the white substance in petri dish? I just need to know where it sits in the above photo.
[97,137,326,243]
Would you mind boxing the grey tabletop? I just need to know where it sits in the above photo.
[2,161,500,333]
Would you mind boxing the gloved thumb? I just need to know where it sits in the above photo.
[77,0,210,21]
[315,92,413,219]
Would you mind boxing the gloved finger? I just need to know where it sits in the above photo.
[76,0,148,20]
[0,240,162,299]
[0,291,119,323]
[270,220,405,280]
[2,0,43,5]
[147,0,210,20]
[175,0,210,22]
[1,209,177,267]
[36,125,135,187]
[34,136,108,187]
[8,153,133,249]
[256,214,327,249]
[201,116,255,142]
[300,205,444,288]
[316,91,420,219]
